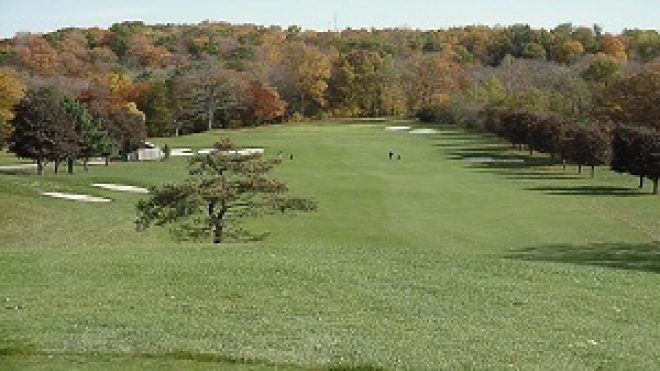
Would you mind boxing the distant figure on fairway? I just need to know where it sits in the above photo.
[290,154,294,160]
[389,150,394,160]
[397,154,401,160]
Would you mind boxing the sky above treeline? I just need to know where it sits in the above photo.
[0,0,657,38]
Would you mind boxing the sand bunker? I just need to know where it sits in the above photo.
[172,148,265,156]
[0,164,37,170]
[385,126,412,131]
[170,148,195,156]
[42,192,112,202]
[463,157,525,164]
[92,183,150,193]
[222,148,265,156]
[409,128,439,134]
[240,148,264,155]
[197,148,216,154]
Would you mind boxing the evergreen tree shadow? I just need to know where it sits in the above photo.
[506,242,660,274]
[526,185,645,197]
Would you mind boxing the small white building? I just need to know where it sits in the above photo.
[134,148,164,161]
[131,142,164,161]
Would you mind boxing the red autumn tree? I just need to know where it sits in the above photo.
[242,81,286,126]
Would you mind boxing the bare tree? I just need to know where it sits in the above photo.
[173,61,247,132]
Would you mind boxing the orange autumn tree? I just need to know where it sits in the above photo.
[242,80,286,126]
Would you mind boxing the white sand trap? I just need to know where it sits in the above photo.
[463,157,525,164]
[170,148,195,156]
[92,183,150,193]
[87,158,107,165]
[385,126,411,131]
[43,192,111,202]
[0,164,37,170]
[241,148,264,155]
[409,128,439,134]
[197,148,216,154]
[222,148,265,156]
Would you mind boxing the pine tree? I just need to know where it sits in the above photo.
[136,140,316,243]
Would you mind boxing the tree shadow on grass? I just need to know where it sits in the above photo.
[0,169,37,176]
[437,131,491,140]
[447,144,559,168]
[482,170,582,181]
[0,348,390,371]
[526,185,645,197]
[506,242,660,274]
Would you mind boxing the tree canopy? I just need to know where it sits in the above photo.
[136,140,317,243]
[8,87,78,174]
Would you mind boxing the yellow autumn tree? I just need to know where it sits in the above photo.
[0,68,26,148]
[273,41,331,117]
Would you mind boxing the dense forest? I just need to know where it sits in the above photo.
[1,21,659,189]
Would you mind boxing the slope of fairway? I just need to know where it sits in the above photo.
[1,122,659,370]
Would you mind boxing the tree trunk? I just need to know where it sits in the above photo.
[654,178,659,195]
[54,160,60,174]
[83,158,89,172]
[67,157,75,174]
[208,106,214,132]
[639,176,644,189]
[213,218,224,243]
[562,158,567,170]
[105,156,110,166]
[577,164,582,174]
[590,165,595,178]
[36,158,44,175]
[209,201,226,243]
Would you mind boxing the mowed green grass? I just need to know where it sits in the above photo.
[1,122,659,370]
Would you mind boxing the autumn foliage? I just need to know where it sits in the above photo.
[2,20,660,190]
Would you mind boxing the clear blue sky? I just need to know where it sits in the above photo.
[0,0,657,38]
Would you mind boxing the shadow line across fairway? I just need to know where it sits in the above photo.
[506,241,660,274]
[525,185,645,197]
[0,347,390,371]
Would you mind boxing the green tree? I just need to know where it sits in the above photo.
[566,125,610,177]
[91,102,146,156]
[136,140,317,243]
[612,125,660,193]
[581,57,621,84]
[9,87,79,175]
[60,95,114,172]
[139,81,175,137]
[520,42,547,60]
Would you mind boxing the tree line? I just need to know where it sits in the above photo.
[0,20,659,187]
[478,65,660,193]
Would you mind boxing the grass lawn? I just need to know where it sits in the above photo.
[1,121,659,370]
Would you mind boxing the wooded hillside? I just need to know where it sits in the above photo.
[1,21,660,190]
